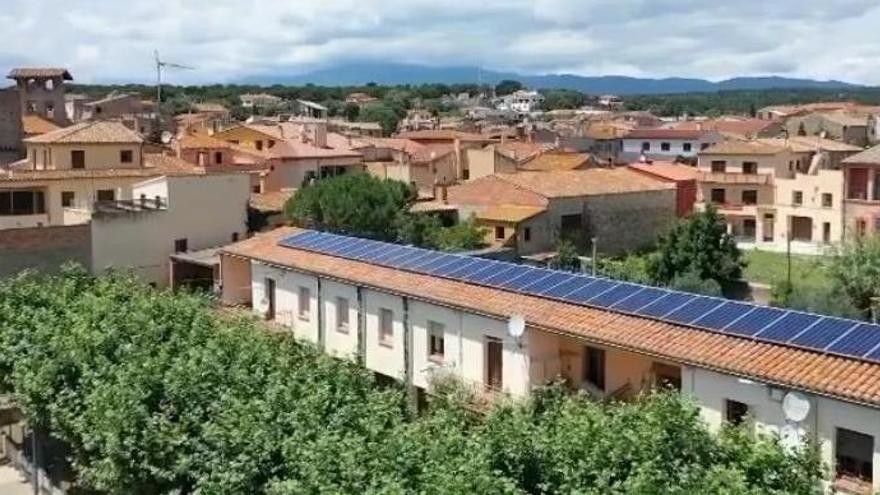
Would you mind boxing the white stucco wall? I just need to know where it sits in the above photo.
[363,288,407,380]
[321,279,360,360]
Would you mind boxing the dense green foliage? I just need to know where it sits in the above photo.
[649,206,745,288]
[358,102,403,136]
[549,239,583,272]
[771,280,863,319]
[541,89,586,111]
[286,174,485,251]
[0,268,824,493]
[827,236,880,318]
[495,80,524,96]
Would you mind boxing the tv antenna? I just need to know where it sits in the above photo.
[154,50,194,120]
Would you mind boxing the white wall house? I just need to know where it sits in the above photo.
[222,228,880,493]
[621,129,722,162]
[497,90,545,117]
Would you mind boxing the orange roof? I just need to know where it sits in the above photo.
[397,129,491,142]
[497,169,674,198]
[354,137,452,163]
[250,190,295,212]
[519,152,592,171]
[223,227,880,408]
[701,140,786,155]
[495,141,544,162]
[670,118,778,137]
[628,162,702,182]
[624,128,714,140]
[447,176,548,208]
[476,204,546,223]
[0,153,204,182]
[177,133,231,150]
[24,120,143,144]
[22,115,61,135]
[7,68,72,80]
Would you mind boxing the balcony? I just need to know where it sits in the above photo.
[701,172,772,185]
[92,197,167,217]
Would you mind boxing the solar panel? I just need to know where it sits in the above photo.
[590,283,644,307]
[637,292,695,318]
[278,231,880,366]
[756,313,821,342]
[790,318,860,349]
[665,297,725,325]
[826,323,880,358]
[724,306,786,337]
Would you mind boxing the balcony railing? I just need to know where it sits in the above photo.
[701,172,772,185]
[92,197,168,216]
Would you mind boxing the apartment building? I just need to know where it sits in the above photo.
[353,137,456,193]
[222,228,880,493]
[842,145,880,237]
[621,128,722,162]
[696,138,861,251]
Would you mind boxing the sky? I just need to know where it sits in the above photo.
[1,0,880,85]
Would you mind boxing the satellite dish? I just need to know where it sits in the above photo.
[507,314,525,339]
[160,131,173,144]
[782,391,811,422]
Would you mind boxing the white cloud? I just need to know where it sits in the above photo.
[0,0,878,84]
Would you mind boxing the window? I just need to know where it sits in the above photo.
[711,160,727,173]
[641,142,651,151]
[792,190,803,206]
[379,308,394,346]
[710,188,726,204]
[252,185,262,194]
[701,142,711,150]
[742,190,758,205]
[336,297,350,333]
[822,193,833,208]
[428,321,445,362]
[214,151,223,164]
[71,150,85,169]
[494,226,505,240]
[660,142,671,152]
[268,139,276,148]
[120,150,133,163]
[255,140,263,151]
[174,238,188,253]
[857,219,867,237]
[61,191,74,208]
[583,346,606,391]
[683,142,692,152]
[97,189,115,202]
[298,287,310,320]
[523,227,531,242]
[823,222,832,244]
[231,232,239,242]
[836,428,874,484]
[725,399,749,426]
[742,162,758,174]
[0,190,45,216]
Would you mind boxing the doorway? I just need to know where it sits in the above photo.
[486,337,503,390]
[265,278,276,320]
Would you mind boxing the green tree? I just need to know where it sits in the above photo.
[649,206,745,287]
[771,281,863,319]
[549,239,582,272]
[827,236,880,318]
[495,80,524,96]
[285,174,415,241]
[359,102,401,136]
[342,102,360,121]
[541,89,586,110]
[428,216,487,252]
[669,269,724,296]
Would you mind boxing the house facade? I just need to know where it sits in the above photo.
[621,129,722,162]
[222,228,880,494]
[842,145,880,237]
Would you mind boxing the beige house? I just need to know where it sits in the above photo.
[696,138,861,252]
[0,120,202,230]
[222,227,880,493]
[842,145,880,237]
[354,137,456,193]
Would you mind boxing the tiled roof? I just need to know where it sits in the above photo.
[250,190,295,212]
[494,141,544,162]
[177,133,231,149]
[519,152,592,171]
[624,128,713,140]
[7,68,72,80]
[497,169,674,198]
[628,162,703,182]
[584,123,629,140]
[477,204,546,223]
[0,153,203,182]
[447,176,549,207]
[23,120,144,144]
[193,103,228,113]
[670,118,778,137]
[820,112,869,127]
[842,145,880,165]
[757,137,863,153]
[701,140,786,155]
[223,227,880,408]
[396,129,491,142]
[353,138,452,163]
[22,115,61,135]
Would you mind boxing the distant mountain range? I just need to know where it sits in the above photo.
[240,63,861,95]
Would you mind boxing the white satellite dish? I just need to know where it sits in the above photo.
[507,314,525,339]
[782,391,811,422]
[160,131,173,144]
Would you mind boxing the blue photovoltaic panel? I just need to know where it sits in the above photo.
[756,313,821,342]
[790,318,859,349]
[826,323,880,358]
[612,287,667,312]
[397,250,438,270]
[724,306,786,337]
[498,267,552,290]
[866,343,880,363]
[348,240,385,259]
[354,242,391,262]
[368,245,410,264]
[637,292,695,318]
[324,236,364,255]
[413,254,460,272]
[590,283,643,307]
[564,279,619,304]
[482,265,530,286]
[433,257,481,277]
[463,260,512,284]
[665,297,724,325]
[519,271,573,293]
[385,248,429,267]
[691,301,754,329]
[445,258,496,279]
[281,231,322,248]
[539,276,594,298]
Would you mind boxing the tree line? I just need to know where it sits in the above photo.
[0,266,824,493]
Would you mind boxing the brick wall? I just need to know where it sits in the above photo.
[0,224,91,278]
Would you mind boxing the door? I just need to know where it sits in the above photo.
[265,278,276,321]
[743,219,756,240]
[71,150,85,169]
[486,338,503,390]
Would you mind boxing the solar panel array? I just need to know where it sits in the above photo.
[279,230,880,365]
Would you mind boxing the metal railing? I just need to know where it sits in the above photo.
[701,172,772,185]
[92,197,168,216]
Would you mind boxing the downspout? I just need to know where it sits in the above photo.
[403,296,417,412]
[316,277,325,351]
[357,287,366,366]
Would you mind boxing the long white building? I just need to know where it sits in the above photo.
[221,228,880,494]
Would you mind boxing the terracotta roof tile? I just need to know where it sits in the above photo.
[628,162,702,182]
[177,133,231,150]
[843,145,880,165]
[447,176,549,207]
[24,120,143,144]
[701,140,786,155]
[519,152,592,171]
[624,128,715,140]
[7,68,72,80]
[21,115,61,135]
[476,204,546,223]
[497,169,674,198]
[0,153,204,182]
[397,129,491,142]
[223,227,880,408]
[250,190,295,212]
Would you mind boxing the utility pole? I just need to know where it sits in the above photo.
[154,50,194,134]
[591,237,598,276]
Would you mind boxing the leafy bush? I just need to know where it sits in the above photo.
[0,268,824,494]
[549,239,582,272]
[827,236,880,319]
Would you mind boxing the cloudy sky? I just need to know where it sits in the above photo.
[2,0,879,85]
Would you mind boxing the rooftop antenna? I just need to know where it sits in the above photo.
[154,50,194,123]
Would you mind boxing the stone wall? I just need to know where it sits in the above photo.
[0,224,91,278]
[0,87,22,155]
